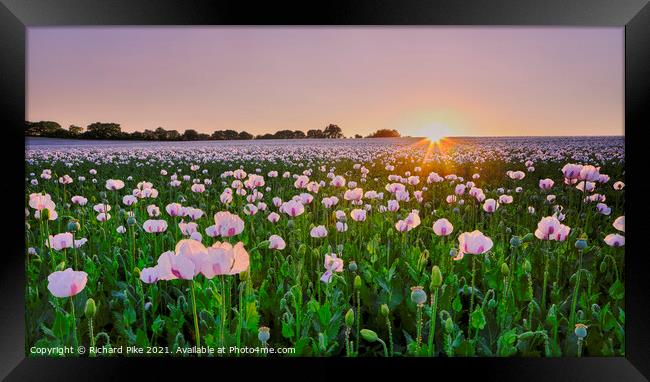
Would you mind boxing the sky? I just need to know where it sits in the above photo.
[27,27,624,138]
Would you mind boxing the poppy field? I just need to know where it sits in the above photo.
[25,136,625,357]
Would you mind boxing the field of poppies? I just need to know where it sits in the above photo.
[25,136,625,357]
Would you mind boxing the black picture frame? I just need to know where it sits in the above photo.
[1,1,648,380]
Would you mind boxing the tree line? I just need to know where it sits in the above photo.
[25,121,401,141]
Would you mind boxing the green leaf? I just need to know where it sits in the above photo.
[470,307,486,330]
[608,279,624,300]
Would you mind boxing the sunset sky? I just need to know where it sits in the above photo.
[27,27,623,137]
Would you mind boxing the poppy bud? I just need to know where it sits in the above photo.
[84,298,96,318]
[575,239,587,250]
[380,304,389,317]
[523,259,532,273]
[298,244,307,256]
[127,216,136,226]
[41,208,50,220]
[410,286,427,305]
[348,261,358,272]
[510,236,522,248]
[387,228,394,238]
[574,323,588,339]
[354,275,362,290]
[99,191,107,199]
[67,220,80,232]
[345,309,355,327]
[144,302,152,311]
[360,329,378,342]
[519,331,535,340]
[599,261,607,273]
[444,317,454,333]
[258,326,270,343]
[501,263,509,276]
[430,266,442,289]
[488,299,496,309]
[452,207,460,214]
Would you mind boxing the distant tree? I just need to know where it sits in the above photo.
[84,122,122,139]
[182,129,200,141]
[323,124,344,139]
[130,131,145,140]
[197,133,210,140]
[354,134,363,139]
[273,130,294,139]
[211,130,226,140]
[166,129,180,140]
[142,129,157,140]
[307,129,324,139]
[25,121,63,136]
[367,129,401,138]
[256,133,275,140]
[223,130,239,140]
[68,125,84,136]
[293,130,306,139]
[154,127,168,141]
[238,131,254,140]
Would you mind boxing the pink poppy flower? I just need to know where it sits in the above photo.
[47,268,88,297]
[561,163,583,180]
[202,241,250,278]
[320,254,344,283]
[140,267,159,284]
[534,216,571,241]
[269,235,286,250]
[604,233,625,247]
[350,209,366,222]
[539,179,554,190]
[105,179,125,190]
[71,195,88,206]
[613,216,624,232]
[310,225,328,238]
[46,232,74,251]
[432,218,453,236]
[143,219,168,233]
[457,230,494,256]
[166,203,183,217]
[483,199,499,213]
[281,200,305,217]
[214,211,245,237]
[267,212,280,223]
[156,251,195,280]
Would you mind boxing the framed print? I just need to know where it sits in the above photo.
[1,0,649,380]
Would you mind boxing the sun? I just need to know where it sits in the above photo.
[420,122,454,143]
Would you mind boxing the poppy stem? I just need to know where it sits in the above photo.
[428,288,439,356]
[69,297,79,352]
[190,280,201,352]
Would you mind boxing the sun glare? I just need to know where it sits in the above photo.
[420,122,454,143]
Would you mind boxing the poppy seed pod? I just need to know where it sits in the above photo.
[360,329,378,342]
[449,248,458,258]
[286,219,295,229]
[410,286,427,305]
[380,304,389,317]
[345,309,355,327]
[67,220,80,232]
[430,266,443,289]
[84,298,96,318]
[510,236,522,248]
[348,261,358,272]
[505,227,512,234]
[127,216,136,226]
[574,323,588,339]
[258,326,270,343]
[575,239,588,250]
[354,275,362,290]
